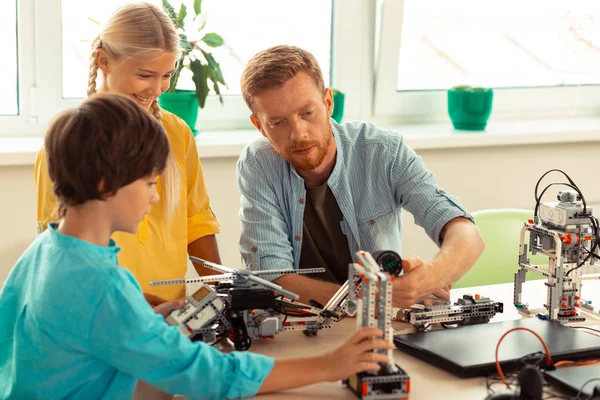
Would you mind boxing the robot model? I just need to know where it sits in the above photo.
[150,251,405,351]
[515,170,600,323]
[398,294,504,332]
[150,257,336,350]
[343,251,410,400]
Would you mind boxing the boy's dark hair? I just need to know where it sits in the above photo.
[45,93,170,217]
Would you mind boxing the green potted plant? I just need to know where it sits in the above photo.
[159,0,227,135]
[447,85,493,131]
[331,88,345,124]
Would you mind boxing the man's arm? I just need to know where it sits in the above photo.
[435,216,484,283]
[392,217,484,307]
[188,235,221,276]
[273,274,341,306]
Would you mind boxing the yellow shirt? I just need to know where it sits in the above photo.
[34,110,220,300]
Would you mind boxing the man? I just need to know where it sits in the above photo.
[237,45,484,308]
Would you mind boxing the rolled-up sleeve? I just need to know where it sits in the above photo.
[186,130,220,243]
[389,135,473,246]
[237,157,294,280]
[89,279,274,400]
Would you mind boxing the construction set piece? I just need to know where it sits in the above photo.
[343,251,410,400]
[515,189,600,323]
[398,294,504,332]
[150,258,330,350]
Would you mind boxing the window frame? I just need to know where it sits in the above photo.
[10,0,597,135]
[373,0,600,122]
[0,0,37,135]
[24,0,362,132]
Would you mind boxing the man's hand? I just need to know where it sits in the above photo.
[391,256,444,308]
[422,285,451,306]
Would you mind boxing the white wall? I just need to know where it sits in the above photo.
[2,141,600,286]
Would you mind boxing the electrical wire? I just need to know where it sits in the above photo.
[573,377,600,400]
[486,351,570,399]
[535,182,587,220]
[495,327,553,389]
[554,359,600,368]
[533,170,599,276]
[534,170,587,217]
[571,326,600,336]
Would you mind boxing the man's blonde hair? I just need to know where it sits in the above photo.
[88,2,181,222]
[240,45,326,113]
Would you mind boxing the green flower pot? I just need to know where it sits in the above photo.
[331,91,345,124]
[447,87,493,131]
[158,90,199,136]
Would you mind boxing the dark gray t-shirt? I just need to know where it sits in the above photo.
[299,183,353,284]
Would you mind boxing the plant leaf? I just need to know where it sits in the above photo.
[190,59,210,108]
[201,33,224,48]
[200,49,226,85]
[177,3,187,28]
[208,71,224,104]
[180,34,193,52]
[161,0,179,28]
[194,0,202,16]
[197,17,207,32]
[168,58,186,92]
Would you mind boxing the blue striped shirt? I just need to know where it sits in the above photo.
[0,224,274,400]
[237,120,472,277]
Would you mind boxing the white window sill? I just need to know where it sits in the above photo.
[1,118,600,167]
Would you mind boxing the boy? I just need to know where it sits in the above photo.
[0,93,392,400]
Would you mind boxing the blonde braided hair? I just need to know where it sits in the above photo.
[150,99,162,120]
[89,2,182,223]
[87,36,102,97]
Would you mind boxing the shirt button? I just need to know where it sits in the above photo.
[369,219,375,225]
[299,198,305,204]
[295,235,301,241]
[251,246,258,253]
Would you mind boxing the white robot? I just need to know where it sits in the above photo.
[515,181,600,322]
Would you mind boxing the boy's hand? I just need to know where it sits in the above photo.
[319,327,394,382]
[144,293,168,307]
[152,299,186,318]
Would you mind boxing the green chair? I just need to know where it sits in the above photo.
[453,209,547,288]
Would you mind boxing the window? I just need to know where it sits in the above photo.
[60,0,332,126]
[374,0,600,120]
[1,0,19,116]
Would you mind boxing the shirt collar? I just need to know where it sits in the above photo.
[327,119,344,186]
[47,222,121,258]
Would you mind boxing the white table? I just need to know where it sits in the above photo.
[246,280,600,399]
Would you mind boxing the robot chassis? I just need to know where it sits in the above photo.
[398,294,504,332]
[515,189,600,323]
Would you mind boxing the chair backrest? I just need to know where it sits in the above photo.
[453,209,546,288]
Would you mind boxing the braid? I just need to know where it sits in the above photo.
[150,99,162,120]
[87,36,102,97]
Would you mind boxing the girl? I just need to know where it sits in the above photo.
[35,2,219,303]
